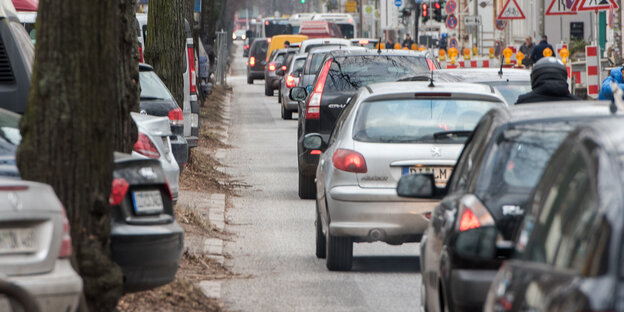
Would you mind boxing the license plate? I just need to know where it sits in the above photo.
[402,166,453,187]
[132,190,164,215]
[0,228,37,254]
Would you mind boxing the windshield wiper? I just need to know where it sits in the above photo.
[140,96,165,100]
[433,131,472,140]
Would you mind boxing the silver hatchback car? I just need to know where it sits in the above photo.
[308,81,507,271]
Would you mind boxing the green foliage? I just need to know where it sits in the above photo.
[569,39,588,59]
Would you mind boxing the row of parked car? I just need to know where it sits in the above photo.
[0,1,204,310]
[246,31,624,311]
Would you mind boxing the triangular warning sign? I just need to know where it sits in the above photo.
[546,0,578,15]
[497,0,526,19]
[577,0,618,11]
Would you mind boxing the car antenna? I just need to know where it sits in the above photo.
[428,71,435,87]
[377,37,382,54]
[610,82,624,114]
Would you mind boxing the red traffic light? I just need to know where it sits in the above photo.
[422,3,428,16]
[434,2,441,9]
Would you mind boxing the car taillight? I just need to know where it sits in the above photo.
[358,39,369,45]
[286,75,296,88]
[306,59,333,120]
[268,63,276,71]
[244,44,249,50]
[332,149,367,173]
[59,207,72,258]
[187,46,196,93]
[109,178,129,206]
[134,133,160,159]
[168,107,184,126]
[250,56,256,67]
[165,179,173,200]
[139,45,144,63]
[281,65,287,71]
[457,195,494,232]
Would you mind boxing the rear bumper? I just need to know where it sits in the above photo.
[170,136,188,170]
[186,136,199,148]
[247,69,264,79]
[449,269,498,310]
[111,221,184,292]
[327,186,435,242]
[8,259,82,312]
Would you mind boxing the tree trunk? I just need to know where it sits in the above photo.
[145,0,185,106]
[17,0,138,310]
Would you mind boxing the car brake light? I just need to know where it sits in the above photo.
[0,185,28,191]
[250,56,256,67]
[187,47,196,93]
[58,207,72,258]
[281,65,287,71]
[244,44,249,50]
[165,179,173,200]
[457,195,494,232]
[109,178,129,206]
[306,59,333,120]
[134,133,161,159]
[138,45,144,63]
[168,107,184,126]
[286,75,296,88]
[332,149,367,173]
[268,63,276,71]
[358,39,369,45]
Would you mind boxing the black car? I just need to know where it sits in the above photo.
[483,116,624,312]
[110,152,184,292]
[247,38,269,84]
[139,64,188,171]
[396,102,615,312]
[264,48,295,96]
[0,3,34,114]
[290,49,438,199]
[297,46,365,92]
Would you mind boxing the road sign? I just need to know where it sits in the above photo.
[445,0,457,14]
[463,15,482,25]
[449,38,458,48]
[446,14,458,29]
[345,0,357,12]
[497,0,526,19]
[546,0,578,15]
[395,0,403,7]
[576,0,618,11]
[496,19,507,30]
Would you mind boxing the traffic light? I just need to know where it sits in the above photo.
[301,0,305,3]
[421,3,429,23]
[433,1,445,22]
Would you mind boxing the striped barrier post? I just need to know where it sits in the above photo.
[585,45,600,97]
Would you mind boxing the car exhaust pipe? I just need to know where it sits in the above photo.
[369,229,384,241]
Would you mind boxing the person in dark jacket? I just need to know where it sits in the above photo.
[519,36,535,67]
[402,34,414,48]
[598,67,624,100]
[530,35,554,64]
[515,57,580,104]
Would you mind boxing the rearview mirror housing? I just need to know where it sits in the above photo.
[303,133,323,150]
[290,87,308,102]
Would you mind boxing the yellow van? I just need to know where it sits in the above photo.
[266,35,308,61]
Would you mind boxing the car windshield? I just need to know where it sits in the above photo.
[139,71,174,100]
[480,122,573,191]
[338,24,354,38]
[352,99,498,143]
[485,81,532,104]
[325,55,430,92]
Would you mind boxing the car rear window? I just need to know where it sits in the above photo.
[251,40,269,57]
[324,55,430,92]
[139,71,174,100]
[274,53,286,64]
[307,53,329,74]
[486,81,532,104]
[480,122,573,190]
[352,99,498,144]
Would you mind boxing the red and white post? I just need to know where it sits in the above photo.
[585,45,600,98]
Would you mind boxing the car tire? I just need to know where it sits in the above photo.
[298,173,316,199]
[265,84,274,96]
[281,104,292,120]
[247,76,253,84]
[325,232,352,271]
[315,204,326,259]
[278,89,282,103]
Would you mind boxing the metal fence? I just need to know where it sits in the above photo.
[215,30,227,85]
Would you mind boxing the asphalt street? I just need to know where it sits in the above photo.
[222,42,422,311]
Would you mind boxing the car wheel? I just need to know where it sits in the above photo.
[315,203,326,259]
[298,173,316,199]
[281,104,292,120]
[325,232,352,271]
[265,84,273,96]
[278,89,282,103]
[247,76,253,84]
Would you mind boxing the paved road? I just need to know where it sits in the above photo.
[222,42,422,312]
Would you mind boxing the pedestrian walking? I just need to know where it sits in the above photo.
[516,57,580,104]
[598,67,624,101]
[402,34,414,48]
[519,36,535,67]
[530,35,554,64]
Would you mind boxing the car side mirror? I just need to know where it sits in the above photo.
[303,133,322,150]
[290,87,308,101]
[396,174,442,198]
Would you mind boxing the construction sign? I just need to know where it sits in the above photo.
[497,0,526,19]
[546,0,578,15]
[577,0,618,11]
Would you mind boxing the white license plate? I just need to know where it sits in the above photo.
[132,190,164,215]
[403,166,453,187]
[0,228,37,254]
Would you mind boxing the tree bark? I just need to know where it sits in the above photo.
[17,0,138,310]
[145,0,185,106]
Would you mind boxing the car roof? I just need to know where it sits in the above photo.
[361,81,505,103]
[328,49,428,58]
[437,68,531,82]
[308,46,365,54]
[571,115,624,156]
[505,101,614,122]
